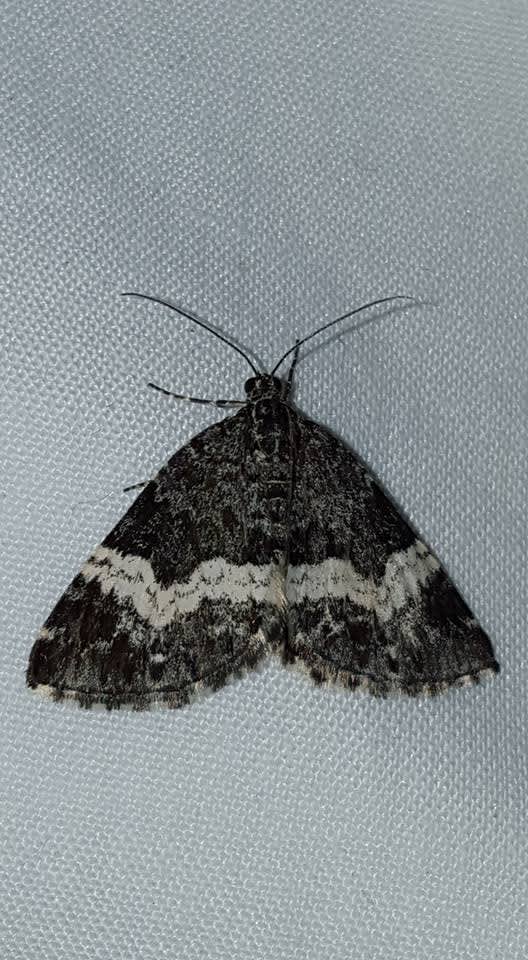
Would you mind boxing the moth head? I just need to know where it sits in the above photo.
[244,375,284,401]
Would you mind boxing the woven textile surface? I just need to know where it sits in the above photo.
[1,1,526,957]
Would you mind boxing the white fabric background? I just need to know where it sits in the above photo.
[1,1,527,957]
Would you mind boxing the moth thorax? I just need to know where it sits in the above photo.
[244,375,284,401]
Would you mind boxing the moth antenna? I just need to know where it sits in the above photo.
[122,292,260,375]
[285,338,300,398]
[270,295,418,376]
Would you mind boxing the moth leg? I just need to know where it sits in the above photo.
[122,480,149,493]
[147,381,245,408]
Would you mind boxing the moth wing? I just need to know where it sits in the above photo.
[285,414,499,696]
[27,409,283,709]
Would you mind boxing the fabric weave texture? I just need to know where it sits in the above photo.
[1,1,526,957]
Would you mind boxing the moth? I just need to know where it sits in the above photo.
[27,293,499,709]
